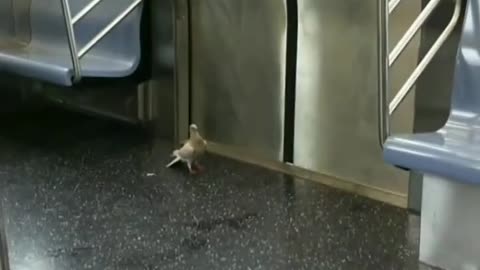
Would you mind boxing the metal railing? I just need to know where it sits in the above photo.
[377,0,462,147]
[60,0,143,83]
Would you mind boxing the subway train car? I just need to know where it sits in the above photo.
[0,0,476,269]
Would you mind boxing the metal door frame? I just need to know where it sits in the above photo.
[173,0,408,208]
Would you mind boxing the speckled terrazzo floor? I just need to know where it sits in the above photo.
[0,102,433,269]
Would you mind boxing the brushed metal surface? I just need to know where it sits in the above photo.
[190,0,287,161]
[172,0,190,143]
[144,0,177,140]
[293,0,421,194]
[0,0,14,39]
[0,0,31,45]
[12,0,31,45]
[0,201,9,270]
[420,174,480,270]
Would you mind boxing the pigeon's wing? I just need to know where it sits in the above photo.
[176,142,195,161]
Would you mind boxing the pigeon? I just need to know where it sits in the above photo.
[166,124,207,174]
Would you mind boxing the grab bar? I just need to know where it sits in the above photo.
[377,0,462,147]
[60,0,143,83]
[72,0,104,24]
[389,0,402,13]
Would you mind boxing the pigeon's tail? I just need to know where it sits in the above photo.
[166,155,181,168]
[166,150,181,168]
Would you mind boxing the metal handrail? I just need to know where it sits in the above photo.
[389,0,443,66]
[78,0,142,58]
[60,0,143,83]
[389,0,402,13]
[377,0,462,147]
[60,0,81,83]
[72,0,104,24]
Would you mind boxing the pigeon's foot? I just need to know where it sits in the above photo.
[194,162,205,173]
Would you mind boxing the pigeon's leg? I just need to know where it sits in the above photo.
[193,160,205,172]
[187,161,197,175]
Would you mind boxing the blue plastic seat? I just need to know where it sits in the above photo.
[384,0,480,185]
[0,0,142,86]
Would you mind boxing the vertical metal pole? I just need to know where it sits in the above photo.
[377,0,390,148]
[174,0,191,144]
[60,0,82,83]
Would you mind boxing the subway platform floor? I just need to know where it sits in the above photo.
[0,104,434,270]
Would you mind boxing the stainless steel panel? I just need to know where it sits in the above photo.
[190,0,287,161]
[145,0,177,140]
[420,174,480,269]
[172,0,190,143]
[0,0,13,39]
[0,200,9,270]
[0,0,31,44]
[294,1,421,194]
